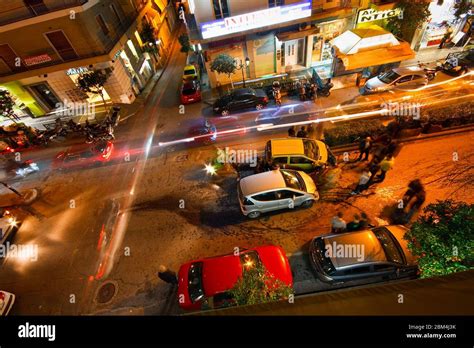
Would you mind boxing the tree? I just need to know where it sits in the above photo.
[404,200,474,278]
[210,54,237,88]
[140,22,158,53]
[77,70,110,111]
[0,89,20,123]
[228,262,293,306]
[387,0,430,42]
[454,0,472,19]
[178,34,191,53]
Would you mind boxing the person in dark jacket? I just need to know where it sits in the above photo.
[357,136,372,161]
[297,126,308,138]
[158,265,178,285]
[288,126,296,137]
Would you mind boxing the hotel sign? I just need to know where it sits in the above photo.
[357,8,402,24]
[23,54,52,66]
[201,1,311,39]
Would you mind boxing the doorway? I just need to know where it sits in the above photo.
[285,38,305,67]
[27,83,60,110]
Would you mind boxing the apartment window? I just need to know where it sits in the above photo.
[269,0,284,7]
[44,30,78,61]
[96,14,109,36]
[0,44,19,71]
[212,0,230,19]
[24,0,49,15]
[110,4,122,25]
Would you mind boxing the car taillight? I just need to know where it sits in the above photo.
[263,97,268,102]
[7,147,14,152]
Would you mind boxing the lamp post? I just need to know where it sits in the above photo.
[238,57,250,88]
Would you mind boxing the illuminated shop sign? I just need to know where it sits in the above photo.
[201,0,311,39]
[357,8,402,24]
[23,54,52,66]
[66,67,89,75]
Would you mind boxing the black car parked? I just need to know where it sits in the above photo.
[441,49,474,76]
[213,88,268,116]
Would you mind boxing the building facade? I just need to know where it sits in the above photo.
[0,0,177,117]
[183,0,394,88]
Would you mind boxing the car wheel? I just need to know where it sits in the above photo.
[255,104,264,110]
[301,200,313,208]
[247,211,261,219]
[221,109,230,116]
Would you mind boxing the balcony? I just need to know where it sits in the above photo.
[0,0,88,26]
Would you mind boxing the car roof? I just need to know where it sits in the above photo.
[182,81,197,89]
[232,88,255,96]
[321,230,387,269]
[270,138,305,156]
[239,169,286,196]
[391,67,425,75]
[201,245,292,297]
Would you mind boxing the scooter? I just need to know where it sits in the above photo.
[418,61,442,81]
[15,160,39,177]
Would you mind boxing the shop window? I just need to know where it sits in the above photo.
[44,30,78,61]
[212,0,230,19]
[127,39,139,61]
[135,31,144,47]
[269,0,284,7]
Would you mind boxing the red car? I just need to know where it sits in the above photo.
[177,245,293,311]
[180,80,201,104]
[53,141,113,170]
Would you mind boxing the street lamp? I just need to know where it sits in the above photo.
[238,57,250,88]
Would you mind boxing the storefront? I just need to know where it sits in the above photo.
[414,0,466,50]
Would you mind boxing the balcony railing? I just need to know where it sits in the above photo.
[0,0,88,26]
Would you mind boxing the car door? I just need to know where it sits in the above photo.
[394,75,413,89]
[288,156,315,171]
[251,191,278,212]
[274,190,305,209]
[410,74,428,88]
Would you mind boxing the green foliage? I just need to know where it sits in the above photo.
[77,70,109,95]
[454,0,472,18]
[178,34,191,53]
[0,89,18,123]
[140,22,158,53]
[387,0,430,41]
[228,263,293,306]
[323,119,385,147]
[422,101,474,127]
[405,200,474,278]
[210,54,237,77]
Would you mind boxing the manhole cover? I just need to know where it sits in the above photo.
[96,282,116,304]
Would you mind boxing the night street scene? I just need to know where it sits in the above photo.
[0,0,473,346]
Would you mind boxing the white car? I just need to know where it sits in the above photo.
[238,169,319,219]
[0,290,16,316]
[362,67,428,94]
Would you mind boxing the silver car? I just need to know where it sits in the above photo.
[309,226,418,284]
[362,67,429,94]
[238,169,319,219]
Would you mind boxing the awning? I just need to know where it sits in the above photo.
[334,41,415,70]
[276,27,319,41]
[331,25,415,70]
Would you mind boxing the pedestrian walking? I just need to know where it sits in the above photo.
[157,265,178,285]
[366,160,381,186]
[439,24,453,49]
[296,126,308,138]
[357,136,372,161]
[288,126,296,137]
[376,155,395,182]
[331,212,347,233]
[351,170,371,195]
[346,214,362,232]
[307,123,316,139]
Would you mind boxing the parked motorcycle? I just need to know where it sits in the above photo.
[418,61,442,81]
[272,81,282,107]
[296,81,306,101]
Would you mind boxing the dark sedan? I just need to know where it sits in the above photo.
[213,88,268,116]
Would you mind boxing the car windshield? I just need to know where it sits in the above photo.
[182,86,196,95]
[188,262,205,303]
[303,139,319,159]
[316,238,336,275]
[378,70,401,84]
[184,69,195,75]
[372,227,405,264]
[280,170,303,191]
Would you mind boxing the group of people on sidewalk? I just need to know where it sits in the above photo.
[351,134,397,195]
[331,211,371,234]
